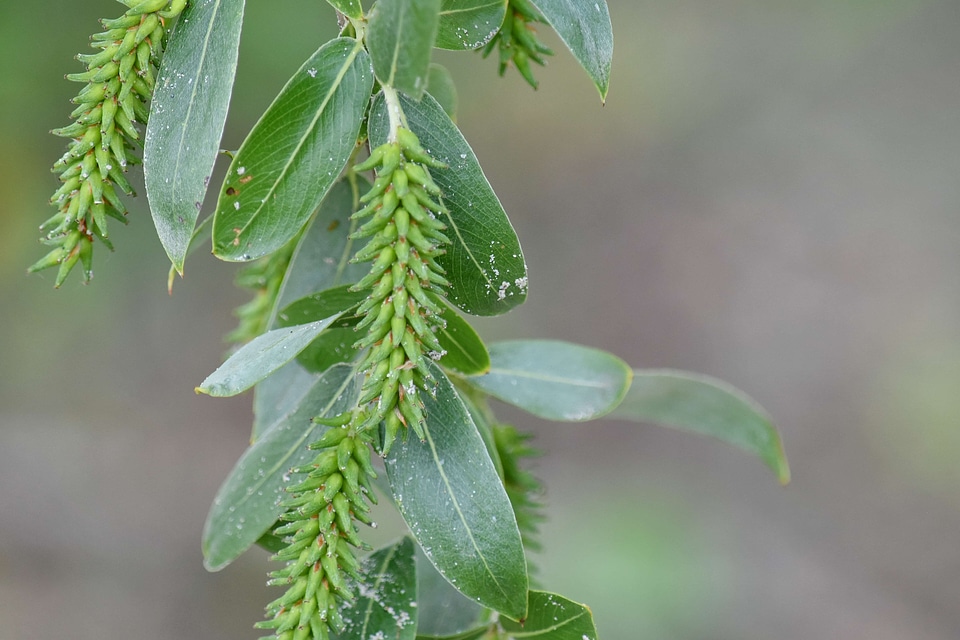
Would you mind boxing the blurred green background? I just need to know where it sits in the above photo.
[3,1,960,638]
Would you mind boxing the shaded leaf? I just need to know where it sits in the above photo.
[145,0,245,273]
[386,364,528,619]
[212,38,373,261]
[435,0,506,50]
[197,316,342,397]
[369,92,527,316]
[251,178,370,441]
[529,0,613,100]
[295,327,361,373]
[276,284,367,327]
[468,340,632,421]
[202,365,358,570]
[436,301,490,374]
[366,0,440,98]
[500,591,597,640]
[608,369,790,484]
[414,545,485,637]
[333,538,418,640]
[427,63,459,121]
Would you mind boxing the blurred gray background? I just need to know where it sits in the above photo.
[2,1,960,638]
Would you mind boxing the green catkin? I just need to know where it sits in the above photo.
[259,430,377,640]
[493,424,546,575]
[31,0,185,287]
[346,128,450,456]
[261,126,449,640]
[482,0,554,89]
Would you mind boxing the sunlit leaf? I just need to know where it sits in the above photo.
[212,38,373,260]
[326,0,363,19]
[197,316,342,397]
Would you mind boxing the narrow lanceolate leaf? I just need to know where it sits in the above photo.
[196,316,342,397]
[251,178,370,441]
[212,38,373,261]
[529,0,614,100]
[427,63,459,121]
[469,340,632,421]
[202,365,358,570]
[333,538,418,640]
[435,0,506,50]
[369,93,527,316]
[145,0,245,273]
[436,301,490,375]
[500,591,598,640]
[608,370,791,484]
[366,0,440,98]
[386,364,528,619]
[326,0,363,19]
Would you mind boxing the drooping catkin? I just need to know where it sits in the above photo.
[482,0,554,89]
[32,0,186,287]
[346,127,451,456]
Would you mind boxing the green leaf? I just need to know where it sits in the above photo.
[202,365,358,570]
[366,0,440,98]
[144,0,245,273]
[251,178,370,441]
[529,0,614,100]
[333,538,418,640]
[386,364,528,619]
[500,591,598,640]
[212,38,373,261]
[608,370,791,484]
[427,63,459,121]
[326,0,363,19]
[417,629,488,640]
[436,301,490,374]
[276,284,367,327]
[468,340,632,421]
[196,316,342,397]
[414,546,485,637]
[369,92,527,316]
[435,0,506,50]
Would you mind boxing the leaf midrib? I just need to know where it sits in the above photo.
[169,0,223,215]
[421,421,510,601]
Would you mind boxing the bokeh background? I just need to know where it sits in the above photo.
[2,1,960,638]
